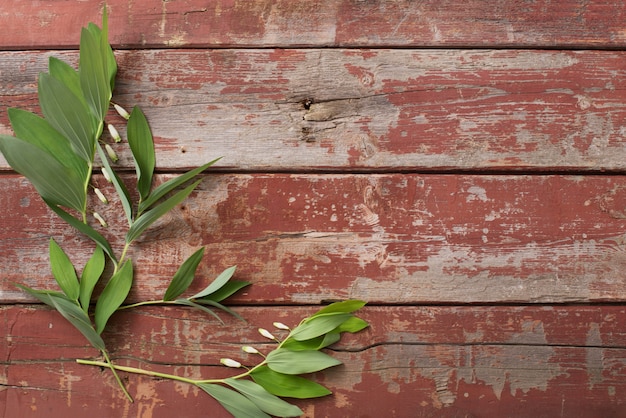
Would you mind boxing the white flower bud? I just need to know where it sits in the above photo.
[93,212,108,228]
[113,103,130,120]
[108,124,122,142]
[94,188,108,204]
[102,168,113,183]
[273,322,290,330]
[220,358,242,368]
[242,346,259,354]
[105,144,118,162]
[258,328,275,340]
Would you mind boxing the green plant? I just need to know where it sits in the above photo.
[0,9,368,417]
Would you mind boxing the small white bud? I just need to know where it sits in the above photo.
[105,144,119,162]
[108,124,122,142]
[242,346,259,354]
[94,188,108,204]
[93,212,108,228]
[113,103,130,120]
[273,322,290,330]
[220,358,242,368]
[258,328,275,340]
[102,168,113,183]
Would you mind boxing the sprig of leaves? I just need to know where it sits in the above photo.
[78,300,369,418]
[1,8,370,417]
[0,9,239,401]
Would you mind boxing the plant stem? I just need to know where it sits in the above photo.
[101,350,134,402]
[77,357,268,387]
[78,358,199,385]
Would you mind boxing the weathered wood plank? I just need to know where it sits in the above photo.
[2,49,625,172]
[0,0,624,49]
[3,305,626,417]
[3,173,626,304]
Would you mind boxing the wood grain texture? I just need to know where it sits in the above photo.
[3,305,626,417]
[0,0,625,49]
[3,173,626,305]
[1,49,626,172]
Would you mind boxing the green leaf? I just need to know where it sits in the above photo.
[125,179,201,244]
[281,333,340,351]
[138,158,221,214]
[190,298,244,321]
[97,143,132,224]
[290,313,352,341]
[197,383,270,418]
[0,136,86,212]
[163,247,205,301]
[7,108,89,179]
[49,238,80,301]
[38,72,96,162]
[312,300,367,317]
[79,246,105,313]
[224,378,303,417]
[335,316,369,333]
[47,292,106,351]
[99,7,117,90]
[195,280,249,303]
[95,260,133,334]
[171,299,224,323]
[250,365,331,399]
[16,284,105,351]
[45,201,116,263]
[188,265,237,300]
[79,25,110,121]
[127,106,155,201]
[49,57,84,106]
[266,349,342,375]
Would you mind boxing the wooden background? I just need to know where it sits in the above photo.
[2,1,626,417]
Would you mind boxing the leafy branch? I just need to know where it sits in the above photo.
[0,7,370,417]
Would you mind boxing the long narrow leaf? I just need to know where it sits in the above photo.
[280,333,340,351]
[127,106,155,201]
[250,365,331,399]
[188,265,237,300]
[171,299,223,323]
[163,247,205,301]
[49,238,80,301]
[79,25,110,121]
[125,180,201,244]
[38,72,96,162]
[49,57,85,106]
[190,298,245,321]
[0,136,86,212]
[335,316,369,334]
[45,201,116,263]
[79,246,105,313]
[195,280,250,303]
[266,349,342,375]
[7,108,89,179]
[99,8,117,90]
[48,293,106,351]
[94,260,133,334]
[224,378,303,417]
[289,313,352,341]
[138,158,221,214]
[312,300,367,317]
[97,143,133,224]
[17,285,105,351]
[197,383,270,418]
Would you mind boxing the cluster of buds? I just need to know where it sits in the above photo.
[219,322,292,369]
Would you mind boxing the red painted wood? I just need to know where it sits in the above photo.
[1,49,626,172]
[0,0,624,49]
[3,305,626,417]
[2,173,626,304]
